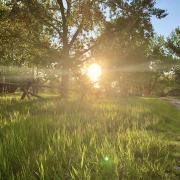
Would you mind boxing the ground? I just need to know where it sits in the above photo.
[0,96,180,179]
[161,96,180,110]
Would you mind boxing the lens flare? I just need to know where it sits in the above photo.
[87,63,102,82]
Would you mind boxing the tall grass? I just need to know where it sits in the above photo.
[0,97,179,179]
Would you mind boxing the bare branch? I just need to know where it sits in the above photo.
[73,34,104,59]
[57,0,68,46]
[39,17,62,36]
[57,0,66,21]
[69,0,96,48]
[69,19,84,48]
[66,0,71,19]
[74,43,98,59]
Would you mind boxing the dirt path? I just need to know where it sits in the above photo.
[161,97,180,110]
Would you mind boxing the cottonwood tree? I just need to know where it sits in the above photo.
[1,0,171,97]
[1,0,107,96]
[12,0,106,97]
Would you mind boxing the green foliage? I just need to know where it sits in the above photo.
[0,0,57,66]
[167,27,180,58]
[89,0,169,96]
[0,0,168,67]
[0,97,179,179]
[95,0,167,65]
[0,0,178,97]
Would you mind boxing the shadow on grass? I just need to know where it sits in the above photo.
[141,98,180,135]
[140,97,180,168]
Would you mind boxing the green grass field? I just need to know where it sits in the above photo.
[0,96,180,179]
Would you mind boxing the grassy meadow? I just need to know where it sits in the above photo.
[0,96,180,179]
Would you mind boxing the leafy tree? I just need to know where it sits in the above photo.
[95,0,167,64]
[1,0,60,66]
[1,0,173,97]
[94,0,167,96]
[9,0,105,97]
[166,28,180,88]
[167,27,180,58]
[0,1,59,67]
[23,0,106,96]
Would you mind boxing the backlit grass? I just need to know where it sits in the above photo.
[0,97,179,179]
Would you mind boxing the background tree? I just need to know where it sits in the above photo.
[0,0,107,96]
[167,27,180,58]
[166,27,180,95]
[0,1,57,67]
[17,0,106,97]
[1,0,179,98]
[93,0,167,96]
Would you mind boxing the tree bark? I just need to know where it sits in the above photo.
[57,0,70,98]
[60,47,70,98]
[61,70,69,98]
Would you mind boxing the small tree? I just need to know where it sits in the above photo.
[167,28,180,87]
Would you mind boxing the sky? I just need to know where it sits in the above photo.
[151,0,180,37]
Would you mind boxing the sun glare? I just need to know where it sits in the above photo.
[87,63,102,82]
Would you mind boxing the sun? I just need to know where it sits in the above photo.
[87,63,102,82]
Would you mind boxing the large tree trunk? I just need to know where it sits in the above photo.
[61,69,69,98]
[60,47,70,98]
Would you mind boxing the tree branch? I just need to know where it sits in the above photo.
[69,19,84,48]
[74,43,98,59]
[43,19,62,36]
[66,0,71,19]
[57,0,68,47]
[57,0,66,22]
[69,0,98,49]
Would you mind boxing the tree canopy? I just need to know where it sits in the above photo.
[0,0,179,97]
